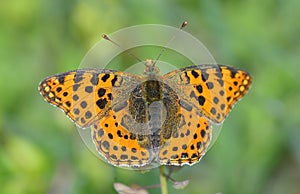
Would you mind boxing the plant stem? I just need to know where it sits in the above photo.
[159,166,168,194]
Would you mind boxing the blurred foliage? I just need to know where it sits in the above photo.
[0,0,300,194]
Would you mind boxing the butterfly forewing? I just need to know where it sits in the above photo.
[162,64,252,124]
[39,69,142,128]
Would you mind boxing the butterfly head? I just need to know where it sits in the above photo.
[143,59,160,76]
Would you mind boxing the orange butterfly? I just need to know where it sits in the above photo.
[39,59,251,167]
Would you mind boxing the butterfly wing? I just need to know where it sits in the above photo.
[39,69,155,167]
[91,109,152,167]
[158,103,212,166]
[39,69,142,128]
[162,64,252,123]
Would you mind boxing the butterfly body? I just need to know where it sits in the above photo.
[39,60,252,167]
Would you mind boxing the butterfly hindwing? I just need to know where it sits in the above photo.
[158,103,212,166]
[91,109,152,167]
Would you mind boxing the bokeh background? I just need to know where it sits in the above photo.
[1,0,300,194]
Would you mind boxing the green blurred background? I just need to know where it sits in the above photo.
[1,0,299,193]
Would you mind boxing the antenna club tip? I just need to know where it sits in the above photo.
[181,21,188,29]
[102,34,109,40]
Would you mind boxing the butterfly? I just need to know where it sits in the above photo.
[39,59,252,167]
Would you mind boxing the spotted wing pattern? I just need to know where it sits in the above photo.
[39,64,252,168]
[158,104,212,166]
[91,110,151,167]
[39,69,141,128]
[163,64,252,123]
[39,69,149,167]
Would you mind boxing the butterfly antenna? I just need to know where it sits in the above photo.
[102,34,143,63]
[152,21,188,67]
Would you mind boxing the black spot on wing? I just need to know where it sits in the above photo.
[96,98,108,109]
[217,79,224,87]
[85,86,93,93]
[201,70,209,82]
[107,93,113,100]
[179,100,192,111]
[74,72,84,83]
[206,82,214,89]
[98,88,106,97]
[58,76,65,84]
[111,75,118,86]
[73,84,80,91]
[73,94,79,101]
[85,111,92,119]
[190,91,197,100]
[196,85,203,93]
[101,74,110,82]
[56,87,62,92]
[184,72,190,84]
[191,70,199,78]
[80,101,87,108]
[90,73,99,85]
[198,96,205,106]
